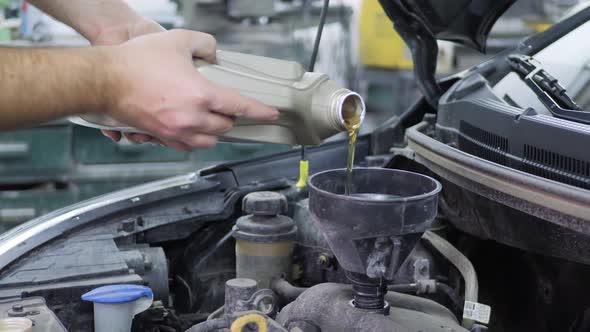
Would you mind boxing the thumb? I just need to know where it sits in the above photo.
[170,29,218,63]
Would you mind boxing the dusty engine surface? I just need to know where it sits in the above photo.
[0,297,67,332]
[277,283,463,332]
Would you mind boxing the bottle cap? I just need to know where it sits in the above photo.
[81,284,153,304]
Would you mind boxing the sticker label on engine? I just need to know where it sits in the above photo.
[463,301,491,324]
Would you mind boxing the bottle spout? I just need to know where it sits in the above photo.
[330,90,366,132]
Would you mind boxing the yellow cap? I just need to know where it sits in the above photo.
[231,313,267,332]
[295,160,310,188]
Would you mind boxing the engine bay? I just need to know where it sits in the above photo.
[2,126,590,331]
[4,2,590,332]
[0,164,474,332]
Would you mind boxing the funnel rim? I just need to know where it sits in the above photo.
[307,167,442,203]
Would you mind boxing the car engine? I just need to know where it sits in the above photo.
[0,162,487,332]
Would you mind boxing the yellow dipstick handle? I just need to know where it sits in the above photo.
[230,314,268,332]
[295,160,309,188]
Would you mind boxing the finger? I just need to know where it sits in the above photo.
[131,19,166,36]
[159,137,192,152]
[153,106,234,137]
[171,29,217,63]
[123,132,152,144]
[102,130,122,142]
[184,134,218,149]
[206,83,279,121]
[193,112,234,135]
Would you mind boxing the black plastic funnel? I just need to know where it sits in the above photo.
[308,168,442,280]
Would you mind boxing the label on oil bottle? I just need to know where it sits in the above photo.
[463,301,491,324]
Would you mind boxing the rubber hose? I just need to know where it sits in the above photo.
[388,283,418,293]
[435,282,460,304]
[207,306,224,321]
[388,282,462,313]
[422,231,478,328]
[271,278,308,302]
[185,318,228,332]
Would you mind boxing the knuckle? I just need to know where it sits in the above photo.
[206,34,217,46]
[232,100,248,117]
[165,113,189,131]
[221,120,234,133]
[199,32,217,49]
[192,94,211,109]
[154,127,177,141]
[168,29,185,39]
[193,116,210,132]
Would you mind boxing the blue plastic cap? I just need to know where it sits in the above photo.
[81,284,153,304]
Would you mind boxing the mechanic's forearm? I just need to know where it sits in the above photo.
[0,47,115,130]
[26,0,141,42]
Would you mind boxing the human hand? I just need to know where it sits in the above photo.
[102,29,279,151]
[90,17,164,144]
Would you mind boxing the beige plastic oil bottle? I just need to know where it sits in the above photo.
[71,50,366,145]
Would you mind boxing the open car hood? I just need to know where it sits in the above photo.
[378,0,517,106]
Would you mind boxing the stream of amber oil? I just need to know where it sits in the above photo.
[344,116,361,196]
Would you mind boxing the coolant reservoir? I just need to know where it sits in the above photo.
[71,50,366,145]
[0,318,32,332]
[233,192,297,289]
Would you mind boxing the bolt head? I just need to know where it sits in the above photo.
[242,192,288,216]
[121,219,135,232]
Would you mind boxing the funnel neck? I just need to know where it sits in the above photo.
[346,272,390,314]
